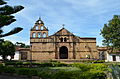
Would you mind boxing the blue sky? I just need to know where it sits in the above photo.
[3,0,120,46]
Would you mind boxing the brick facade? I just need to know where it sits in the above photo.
[30,18,99,60]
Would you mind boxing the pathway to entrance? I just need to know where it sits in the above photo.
[0,74,31,79]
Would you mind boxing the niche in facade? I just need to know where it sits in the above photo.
[32,33,36,38]
[43,33,46,37]
[60,37,68,42]
[36,26,38,30]
[41,26,44,30]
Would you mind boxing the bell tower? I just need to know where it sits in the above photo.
[30,18,49,38]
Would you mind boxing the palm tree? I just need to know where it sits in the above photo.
[109,65,120,79]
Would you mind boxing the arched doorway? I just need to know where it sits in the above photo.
[59,46,68,59]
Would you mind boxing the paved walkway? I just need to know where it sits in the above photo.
[0,74,31,79]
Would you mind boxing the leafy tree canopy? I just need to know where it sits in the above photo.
[0,40,15,60]
[15,42,30,48]
[0,0,24,38]
[101,15,120,52]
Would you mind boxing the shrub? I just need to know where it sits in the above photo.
[5,61,23,65]
[29,69,38,76]
[39,62,68,67]
[17,68,38,76]
[31,63,40,65]
[52,70,82,79]
[38,71,52,78]
[0,64,4,73]
[3,66,15,73]
[16,62,23,65]
[89,70,106,79]
[5,62,16,65]
[92,60,105,63]
[17,68,30,76]
[71,63,90,71]
[23,62,31,65]
[80,70,106,79]
[51,62,68,67]
[71,63,108,71]
[90,64,108,71]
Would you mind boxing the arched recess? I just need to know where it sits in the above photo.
[40,26,44,30]
[60,37,63,42]
[59,46,68,59]
[64,37,67,42]
[32,32,36,38]
[43,33,46,37]
[36,26,38,30]
[38,32,41,38]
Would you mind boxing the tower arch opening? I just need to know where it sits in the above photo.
[41,26,44,30]
[43,33,46,37]
[32,32,36,38]
[38,32,41,38]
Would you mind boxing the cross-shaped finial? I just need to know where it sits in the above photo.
[39,16,41,20]
[62,24,65,28]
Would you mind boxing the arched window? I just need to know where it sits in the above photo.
[60,37,63,42]
[36,26,38,30]
[38,32,41,38]
[43,33,46,37]
[64,37,67,42]
[41,26,44,30]
[32,33,36,38]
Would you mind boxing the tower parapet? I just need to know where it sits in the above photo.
[30,18,49,38]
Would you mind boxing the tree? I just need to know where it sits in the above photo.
[100,15,120,52]
[0,40,15,60]
[0,0,24,38]
[15,42,30,48]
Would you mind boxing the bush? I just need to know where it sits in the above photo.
[23,62,31,65]
[5,62,16,65]
[52,70,82,79]
[17,68,38,76]
[31,63,40,65]
[71,63,90,71]
[89,70,106,79]
[71,63,108,71]
[0,64,4,73]
[38,71,52,78]
[91,60,105,63]
[5,61,23,66]
[3,66,15,73]
[29,69,38,76]
[52,70,106,79]
[90,64,108,71]
[80,70,106,79]
[39,62,68,67]
[17,68,30,76]
[16,62,23,65]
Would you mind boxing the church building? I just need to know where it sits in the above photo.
[30,18,99,60]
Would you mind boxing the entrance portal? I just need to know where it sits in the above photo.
[59,46,68,59]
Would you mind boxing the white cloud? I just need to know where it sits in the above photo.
[4,0,120,46]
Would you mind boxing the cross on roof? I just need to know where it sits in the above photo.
[62,24,65,28]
